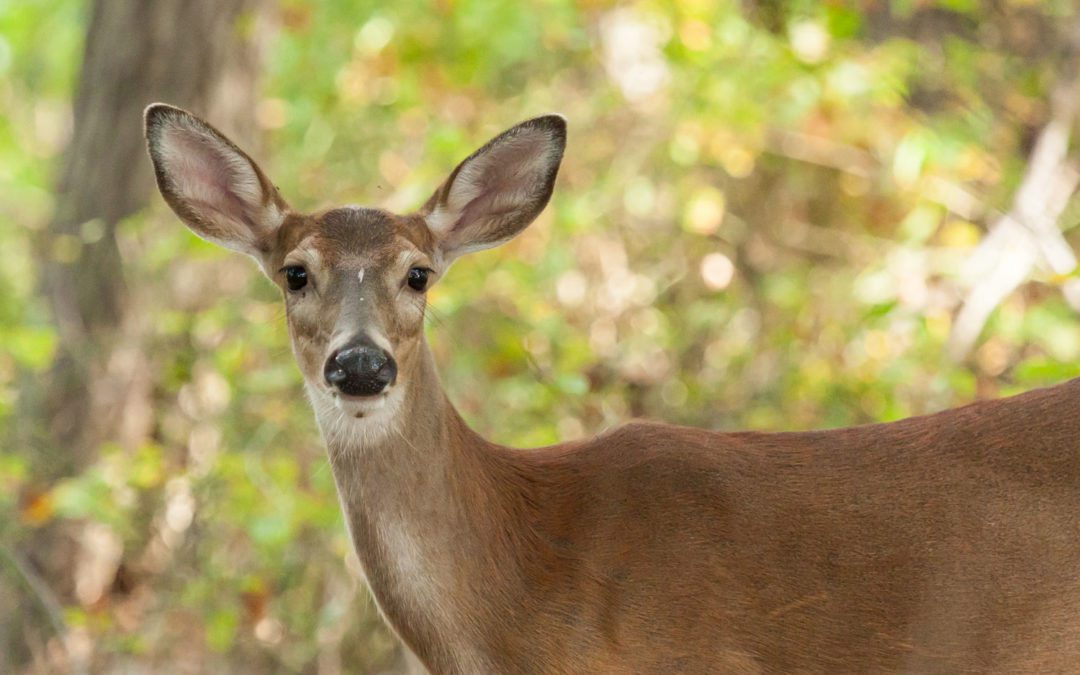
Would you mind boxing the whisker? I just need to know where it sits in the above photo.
[313,456,332,480]
[393,422,423,456]
[425,305,464,350]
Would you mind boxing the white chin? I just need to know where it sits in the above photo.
[333,387,400,420]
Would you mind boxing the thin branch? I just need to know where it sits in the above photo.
[0,544,88,675]
[764,129,992,224]
[949,88,1080,358]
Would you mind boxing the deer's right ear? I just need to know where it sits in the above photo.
[144,103,287,262]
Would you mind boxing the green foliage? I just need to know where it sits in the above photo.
[3,0,1080,671]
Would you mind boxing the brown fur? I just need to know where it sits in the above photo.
[341,356,1080,673]
[145,104,1080,673]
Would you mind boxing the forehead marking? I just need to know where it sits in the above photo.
[357,268,365,284]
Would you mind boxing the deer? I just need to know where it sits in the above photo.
[144,102,1080,673]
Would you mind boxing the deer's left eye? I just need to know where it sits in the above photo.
[407,267,431,292]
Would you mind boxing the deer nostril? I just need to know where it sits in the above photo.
[377,357,397,387]
[325,362,348,385]
[324,342,397,397]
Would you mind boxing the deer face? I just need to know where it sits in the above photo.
[268,206,436,421]
[145,105,565,427]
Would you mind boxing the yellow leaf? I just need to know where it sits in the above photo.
[20,490,54,526]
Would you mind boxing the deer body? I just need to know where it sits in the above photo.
[145,105,1080,673]
[328,346,1080,673]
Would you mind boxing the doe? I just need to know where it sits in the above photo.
[146,105,1080,673]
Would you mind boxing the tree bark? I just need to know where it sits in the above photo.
[6,1,269,670]
[34,0,267,471]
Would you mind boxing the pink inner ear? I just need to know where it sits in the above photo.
[160,126,260,228]
[447,133,554,231]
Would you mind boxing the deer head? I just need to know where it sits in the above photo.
[145,105,566,437]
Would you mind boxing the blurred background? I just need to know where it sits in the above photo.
[3,0,1080,672]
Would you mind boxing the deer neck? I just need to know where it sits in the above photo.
[310,340,512,669]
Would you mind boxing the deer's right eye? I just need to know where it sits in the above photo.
[284,265,308,292]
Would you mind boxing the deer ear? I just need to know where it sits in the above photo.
[144,103,287,261]
[422,115,566,262]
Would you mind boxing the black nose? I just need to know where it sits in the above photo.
[324,339,397,397]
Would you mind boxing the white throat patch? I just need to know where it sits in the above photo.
[305,382,404,452]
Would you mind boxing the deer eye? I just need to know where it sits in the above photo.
[283,265,308,292]
[407,267,431,292]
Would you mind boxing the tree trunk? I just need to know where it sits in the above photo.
[6,1,269,670]
[35,0,268,472]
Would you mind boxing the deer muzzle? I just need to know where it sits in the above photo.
[324,337,397,397]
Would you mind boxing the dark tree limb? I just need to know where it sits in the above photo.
[6,1,270,670]
[34,0,268,469]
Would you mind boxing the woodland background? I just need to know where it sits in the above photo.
[4,0,1080,672]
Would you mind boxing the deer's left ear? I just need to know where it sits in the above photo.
[422,115,566,262]
[144,103,288,264]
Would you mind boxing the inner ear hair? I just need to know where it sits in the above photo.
[423,114,567,261]
[144,103,287,259]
